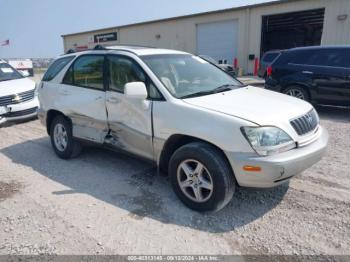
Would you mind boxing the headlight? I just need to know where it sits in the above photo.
[241,126,296,156]
[34,83,41,97]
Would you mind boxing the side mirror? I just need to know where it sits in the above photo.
[124,82,148,100]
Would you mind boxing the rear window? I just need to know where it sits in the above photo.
[262,52,280,63]
[42,56,75,81]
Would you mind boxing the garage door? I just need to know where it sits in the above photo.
[261,8,325,55]
[196,20,238,64]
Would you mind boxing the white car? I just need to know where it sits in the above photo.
[0,60,39,125]
[38,46,328,212]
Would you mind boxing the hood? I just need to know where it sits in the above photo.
[0,78,36,97]
[184,86,313,129]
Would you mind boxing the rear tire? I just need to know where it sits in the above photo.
[169,142,235,212]
[283,86,310,102]
[50,115,82,159]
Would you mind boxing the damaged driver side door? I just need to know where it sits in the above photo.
[105,55,154,160]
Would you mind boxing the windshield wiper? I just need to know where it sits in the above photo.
[181,84,235,99]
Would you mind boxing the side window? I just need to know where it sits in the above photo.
[108,56,145,92]
[338,49,350,68]
[42,56,75,82]
[290,49,350,68]
[306,49,343,67]
[148,82,163,100]
[69,55,105,90]
[289,50,312,65]
[62,66,73,84]
[108,55,162,99]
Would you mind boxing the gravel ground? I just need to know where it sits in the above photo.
[0,106,349,255]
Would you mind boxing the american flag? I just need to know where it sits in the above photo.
[0,39,10,46]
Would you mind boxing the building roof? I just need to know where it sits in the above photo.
[62,0,287,37]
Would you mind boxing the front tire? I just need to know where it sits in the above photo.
[50,115,82,159]
[169,142,235,212]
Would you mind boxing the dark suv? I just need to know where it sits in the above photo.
[265,46,350,106]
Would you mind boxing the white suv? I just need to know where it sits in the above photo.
[38,46,328,211]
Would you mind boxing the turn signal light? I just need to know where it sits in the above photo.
[243,165,262,172]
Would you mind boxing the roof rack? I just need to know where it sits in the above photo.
[93,45,106,50]
[66,49,76,54]
[64,45,107,55]
[62,44,155,56]
[107,44,156,49]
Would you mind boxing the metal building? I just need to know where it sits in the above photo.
[61,0,350,74]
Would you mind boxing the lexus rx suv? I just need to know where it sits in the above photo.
[38,46,328,212]
[265,46,350,106]
[0,60,39,125]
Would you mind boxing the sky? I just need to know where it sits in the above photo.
[0,0,275,58]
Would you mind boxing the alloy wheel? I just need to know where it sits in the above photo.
[177,159,214,203]
[53,123,68,152]
[285,88,305,100]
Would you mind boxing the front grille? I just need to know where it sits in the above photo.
[2,107,38,118]
[290,109,319,136]
[0,89,35,106]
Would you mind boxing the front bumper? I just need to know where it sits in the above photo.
[227,126,328,188]
[0,97,39,124]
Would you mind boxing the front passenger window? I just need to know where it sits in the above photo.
[108,56,145,93]
[108,56,163,100]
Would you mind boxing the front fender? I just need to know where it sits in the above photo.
[152,100,256,158]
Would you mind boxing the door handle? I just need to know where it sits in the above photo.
[59,90,69,96]
[108,97,120,103]
[302,71,314,75]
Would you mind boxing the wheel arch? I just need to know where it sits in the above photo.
[46,110,70,135]
[281,83,312,100]
[158,134,233,177]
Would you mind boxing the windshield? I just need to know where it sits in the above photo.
[0,63,24,82]
[142,54,243,98]
[198,55,217,64]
